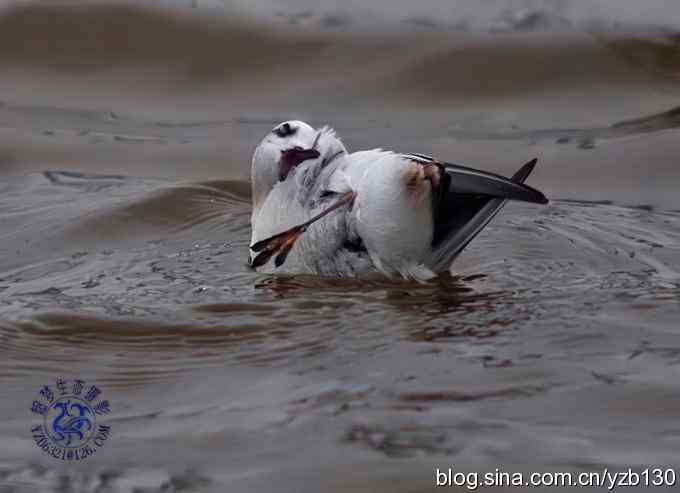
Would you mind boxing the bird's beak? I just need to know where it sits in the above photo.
[279,148,321,181]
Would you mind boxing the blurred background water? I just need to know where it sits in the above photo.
[0,1,679,492]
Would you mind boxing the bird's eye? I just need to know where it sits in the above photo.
[273,123,297,138]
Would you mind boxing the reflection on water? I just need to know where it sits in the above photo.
[1,2,680,492]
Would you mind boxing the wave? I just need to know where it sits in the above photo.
[0,3,677,92]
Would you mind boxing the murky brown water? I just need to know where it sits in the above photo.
[1,2,680,492]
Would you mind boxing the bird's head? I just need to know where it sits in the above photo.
[251,120,319,207]
[251,120,347,209]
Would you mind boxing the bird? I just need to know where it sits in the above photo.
[248,120,548,281]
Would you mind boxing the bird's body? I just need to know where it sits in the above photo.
[249,121,548,281]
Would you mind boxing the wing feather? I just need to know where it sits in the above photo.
[425,158,543,272]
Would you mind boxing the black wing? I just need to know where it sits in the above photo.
[405,156,545,272]
[443,161,547,204]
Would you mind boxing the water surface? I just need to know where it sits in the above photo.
[1,2,680,492]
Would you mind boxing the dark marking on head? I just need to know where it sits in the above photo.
[273,122,297,138]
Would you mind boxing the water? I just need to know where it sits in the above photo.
[1,2,680,492]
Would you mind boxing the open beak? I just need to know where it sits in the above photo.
[279,147,321,182]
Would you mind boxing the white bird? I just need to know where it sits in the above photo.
[249,120,548,281]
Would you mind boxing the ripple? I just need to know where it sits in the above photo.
[2,170,680,488]
[0,463,211,493]
[398,384,549,403]
[344,424,457,458]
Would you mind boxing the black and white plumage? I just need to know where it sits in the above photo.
[249,120,548,281]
